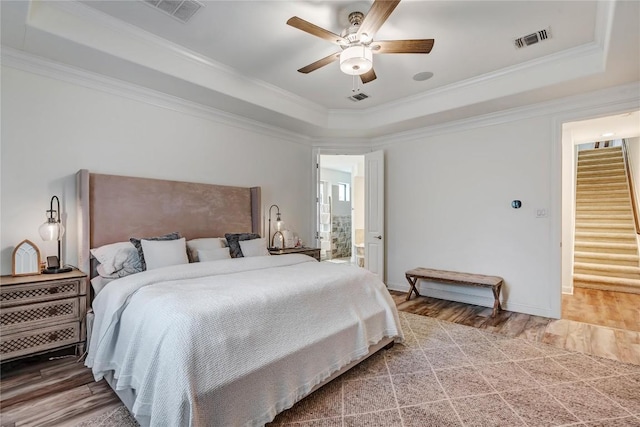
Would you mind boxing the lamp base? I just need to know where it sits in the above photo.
[42,266,73,274]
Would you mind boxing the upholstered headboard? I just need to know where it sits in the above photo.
[76,170,261,275]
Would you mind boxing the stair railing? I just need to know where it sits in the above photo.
[621,139,640,234]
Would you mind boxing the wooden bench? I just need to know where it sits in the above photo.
[405,267,504,318]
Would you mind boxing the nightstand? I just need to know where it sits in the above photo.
[269,247,321,261]
[0,269,88,362]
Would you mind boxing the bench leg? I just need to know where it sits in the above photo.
[405,276,421,301]
[491,283,503,318]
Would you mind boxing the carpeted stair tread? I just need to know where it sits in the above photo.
[575,222,635,231]
[573,262,640,280]
[577,156,623,163]
[576,182,629,190]
[573,274,640,294]
[575,190,628,199]
[574,205,634,212]
[574,251,639,266]
[578,157,623,164]
[576,198,631,205]
[577,179,627,187]
[574,232,636,243]
[576,212,633,217]
[577,170,625,177]
[578,146,622,155]
[578,160,624,169]
[574,241,638,250]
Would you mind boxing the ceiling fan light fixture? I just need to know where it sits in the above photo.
[340,45,373,76]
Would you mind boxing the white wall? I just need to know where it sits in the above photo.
[353,176,364,231]
[0,66,312,275]
[626,137,640,212]
[384,116,557,317]
[320,168,351,216]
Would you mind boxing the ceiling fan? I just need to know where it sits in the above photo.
[287,0,434,84]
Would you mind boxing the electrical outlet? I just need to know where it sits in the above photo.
[535,208,548,218]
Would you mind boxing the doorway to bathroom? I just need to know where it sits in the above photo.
[316,151,385,281]
[318,155,365,266]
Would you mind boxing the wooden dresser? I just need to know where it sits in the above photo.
[0,269,88,362]
[269,247,321,261]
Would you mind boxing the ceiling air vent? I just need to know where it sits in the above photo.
[514,27,551,49]
[348,92,370,102]
[143,0,203,23]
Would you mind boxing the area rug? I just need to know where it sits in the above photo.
[78,312,640,426]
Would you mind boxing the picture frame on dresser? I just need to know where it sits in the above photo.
[11,239,42,277]
[0,269,88,362]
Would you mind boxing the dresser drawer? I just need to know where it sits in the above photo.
[0,322,80,361]
[1,297,82,332]
[0,279,84,308]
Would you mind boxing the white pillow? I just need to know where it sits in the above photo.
[90,275,114,296]
[186,238,226,262]
[198,247,231,262]
[239,238,270,257]
[141,237,189,270]
[90,241,141,275]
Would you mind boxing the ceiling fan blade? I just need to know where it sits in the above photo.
[357,0,400,39]
[360,68,377,84]
[297,52,341,74]
[287,16,348,46]
[371,39,435,54]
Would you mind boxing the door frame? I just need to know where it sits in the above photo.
[553,100,639,319]
[311,147,381,269]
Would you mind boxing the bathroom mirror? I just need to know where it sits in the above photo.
[12,239,42,276]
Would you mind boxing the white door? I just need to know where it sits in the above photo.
[365,150,385,281]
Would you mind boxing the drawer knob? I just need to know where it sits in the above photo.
[48,307,59,316]
[49,333,58,341]
[49,288,59,294]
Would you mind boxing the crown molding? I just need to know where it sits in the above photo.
[5,47,637,154]
[1,47,313,148]
[330,0,615,129]
[28,0,328,126]
[369,82,640,149]
[21,0,618,138]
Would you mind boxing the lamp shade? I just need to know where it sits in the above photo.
[39,220,64,241]
[340,45,373,76]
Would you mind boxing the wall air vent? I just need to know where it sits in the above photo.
[514,27,551,49]
[143,0,203,23]
[348,92,369,102]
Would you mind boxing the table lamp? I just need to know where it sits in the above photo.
[38,195,72,274]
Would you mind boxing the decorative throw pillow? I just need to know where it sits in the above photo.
[130,232,181,271]
[224,233,260,258]
[96,262,141,279]
[90,241,141,275]
[141,238,189,271]
[239,238,270,257]
[197,247,231,262]
[186,238,226,262]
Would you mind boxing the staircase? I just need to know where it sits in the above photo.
[573,146,640,294]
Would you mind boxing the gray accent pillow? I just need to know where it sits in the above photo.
[225,233,260,258]
[130,232,181,271]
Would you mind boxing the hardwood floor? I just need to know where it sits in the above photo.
[391,290,640,365]
[1,292,638,426]
[562,287,640,331]
[0,351,121,427]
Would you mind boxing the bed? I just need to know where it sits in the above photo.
[77,170,403,426]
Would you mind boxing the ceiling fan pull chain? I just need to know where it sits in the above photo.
[352,74,361,93]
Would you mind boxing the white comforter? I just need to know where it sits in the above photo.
[86,254,403,426]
